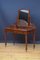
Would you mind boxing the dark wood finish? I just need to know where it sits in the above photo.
[4,24,36,51]
[4,9,36,51]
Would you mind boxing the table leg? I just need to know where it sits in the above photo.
[25,34,27,51]
[13,33,16,44]
[33,32,35,48]
[4,31,7,46]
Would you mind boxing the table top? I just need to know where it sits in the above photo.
[5,24,36,33]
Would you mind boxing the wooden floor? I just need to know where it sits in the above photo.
[0,43,40,60]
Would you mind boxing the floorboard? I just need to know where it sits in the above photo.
[0,43,40,60]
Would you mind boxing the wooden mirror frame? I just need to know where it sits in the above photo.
[16,9,31,27]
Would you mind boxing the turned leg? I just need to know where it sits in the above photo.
[13,33,16,44]
[33,32,35,48]
[4,30,7,47]
[25,34,27,51]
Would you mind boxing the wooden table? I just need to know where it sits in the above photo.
[4,24,36,51]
